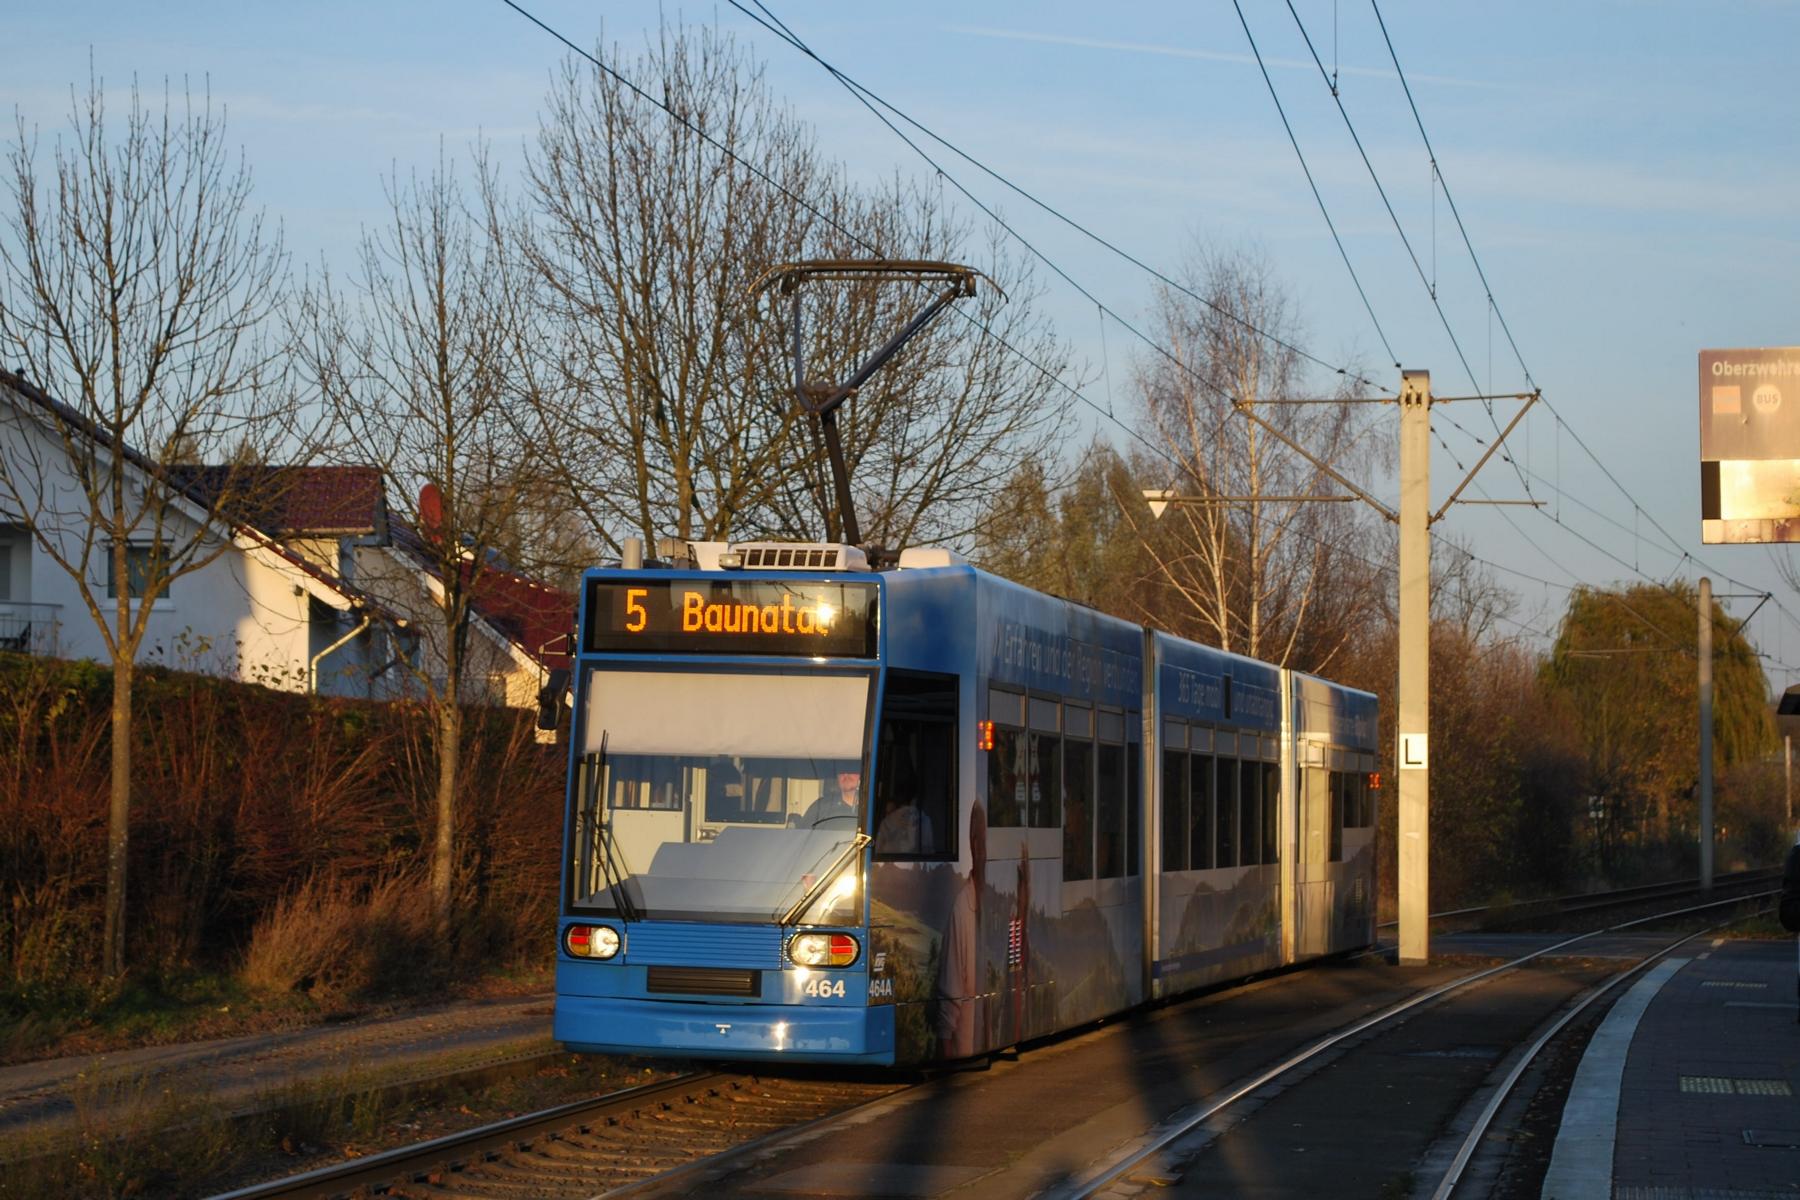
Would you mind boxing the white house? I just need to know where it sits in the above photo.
[0,369,572,707]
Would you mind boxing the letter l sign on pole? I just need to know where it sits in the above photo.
[1398,370,1432,965]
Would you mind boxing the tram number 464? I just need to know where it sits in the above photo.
[802,977,847,999]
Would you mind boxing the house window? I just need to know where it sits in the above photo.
[106,544,167,600]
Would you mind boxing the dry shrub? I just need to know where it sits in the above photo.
[1,652,563,1008]
[240,872,443,1003]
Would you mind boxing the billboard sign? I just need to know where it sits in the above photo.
[1700,347,1800,543]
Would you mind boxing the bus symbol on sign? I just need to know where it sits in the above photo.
[1400,734,1428,770]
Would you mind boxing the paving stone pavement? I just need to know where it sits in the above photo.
[1608,940,1800,1199]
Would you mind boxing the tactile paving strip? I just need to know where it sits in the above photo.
[1678,1076,1793,1096]
[1615,1190,1800,1200]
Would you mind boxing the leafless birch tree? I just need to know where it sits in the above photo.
[0,77,294,978]
[1129,246,1381,670]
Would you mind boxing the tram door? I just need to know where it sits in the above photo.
[1294,755,1333,957]
[868,671,959,1062]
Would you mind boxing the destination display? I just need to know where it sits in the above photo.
[583,578,879,657]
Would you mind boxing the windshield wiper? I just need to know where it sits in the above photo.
[584,732,642,924]
[778,832,871,926]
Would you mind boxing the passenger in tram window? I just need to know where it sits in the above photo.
[935,803,987,1058]
[875,755,936,856]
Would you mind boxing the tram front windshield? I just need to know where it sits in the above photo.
[570,668,872,924]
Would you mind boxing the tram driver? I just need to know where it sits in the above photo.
[796,768,862,828]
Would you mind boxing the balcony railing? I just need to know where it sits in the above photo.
[0,602,61,656]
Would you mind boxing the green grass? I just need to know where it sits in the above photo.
[0,1064,239,1198]
[1,958,555,1067]
[0,970,325,1065]
[1719,910,1793,940]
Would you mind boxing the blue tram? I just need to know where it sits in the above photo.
[554,542,1379,1066]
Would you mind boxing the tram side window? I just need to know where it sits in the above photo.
[872,670,957,860]
[1126,736,1141,877]
[1161,750,1188,871]
[1262,761,1280,864]
[1351,771,1371,828]
[1328,771,1345,862]
[1095,741,1126,879]
[1064,738,1094,881]
[1214,756,1238,868]
[1029,731,1062,828]
[1189,753,1215,870]
[1238,759,1261,867]
[988,725,1026,827]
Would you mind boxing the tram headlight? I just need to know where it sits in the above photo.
[565,923,622,960]
[788,932,859,968]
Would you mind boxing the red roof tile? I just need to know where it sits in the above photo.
[176,466,386,535]
[466,567,576,671]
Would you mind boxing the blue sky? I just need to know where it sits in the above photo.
[11,1,1800,678]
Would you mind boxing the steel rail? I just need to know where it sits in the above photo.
[205,1070,717,1200]
[594,1077,914,1199]
[1045,887,1780,1199]
[1427,893,1779,1199]
[1375,866,1780,928]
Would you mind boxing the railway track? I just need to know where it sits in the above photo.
[218,877,1780,1200]
[211,1070,905,1200]
[1046,885,1781,1199]
[1379,865,1782,929]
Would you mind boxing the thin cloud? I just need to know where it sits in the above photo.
[947,26,1504,90]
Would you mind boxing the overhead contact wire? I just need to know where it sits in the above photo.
[1281,0,1531,499]
[734,0,1390,395]
[1226,0,1401,369]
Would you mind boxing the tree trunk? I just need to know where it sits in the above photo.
[432,682,461,938]
[103,654,132,979]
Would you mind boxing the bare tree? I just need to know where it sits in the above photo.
[1129,245,1381,670]
[0,76,292,978]
[519,23,1067,554]
[1428,533,1525,645]
[296,154,547,934]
